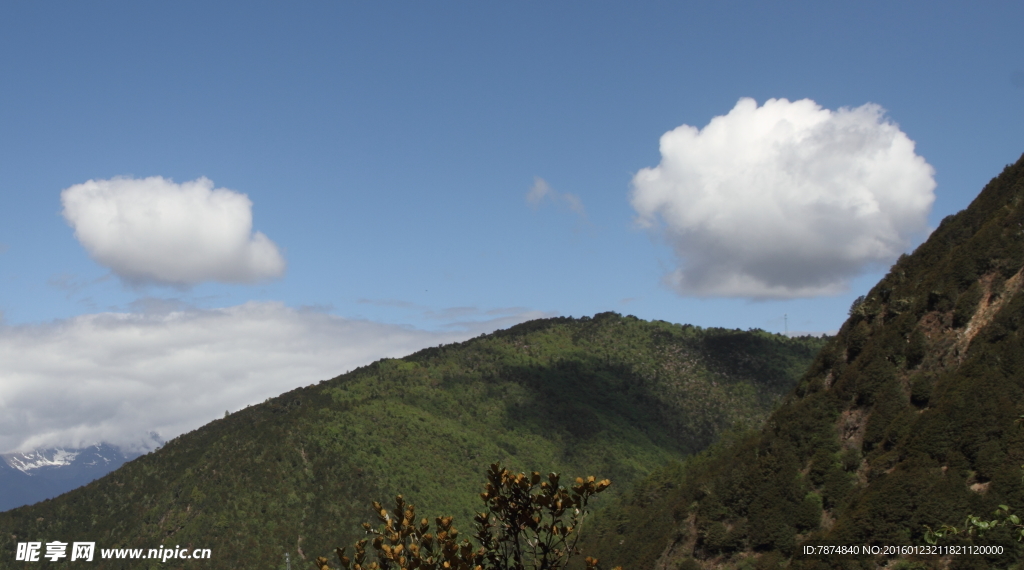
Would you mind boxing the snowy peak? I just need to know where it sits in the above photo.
[3,448,82,473]
[1,443,141,479]
[0,443,149,511]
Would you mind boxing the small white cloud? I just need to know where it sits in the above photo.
[562,193,585,216]
[357,298,419,309]
[61,176,286,287]
[526,177,586,218]
[526,177,552,207]
[0,302,542,453]
[631,97,936,299]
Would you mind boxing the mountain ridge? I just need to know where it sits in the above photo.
[0,313,825,569]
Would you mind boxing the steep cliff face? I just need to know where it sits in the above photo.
[583,153,1024,570]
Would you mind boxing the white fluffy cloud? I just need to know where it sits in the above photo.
[61,176,286,286]
[0,303,544,453]
[631,97,936,298]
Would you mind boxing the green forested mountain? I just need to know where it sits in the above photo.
[0,313,824,569]
[580,153,1024,570]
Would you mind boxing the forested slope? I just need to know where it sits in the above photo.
[0,313,824,570]
[581,153,1024,570]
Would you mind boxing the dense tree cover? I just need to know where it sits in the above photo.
[0,313,824,569]
[579,153,1024,569]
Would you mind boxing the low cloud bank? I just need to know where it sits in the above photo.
[631,97,936,299]
[0,302,544,453]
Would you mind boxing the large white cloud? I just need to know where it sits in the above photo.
[631,97,936,298]
[0,303,545,453]
[61,176,286,286]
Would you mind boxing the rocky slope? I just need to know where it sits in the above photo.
[581,153,1024,570]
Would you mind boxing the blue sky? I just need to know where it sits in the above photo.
[1,1,1022,452]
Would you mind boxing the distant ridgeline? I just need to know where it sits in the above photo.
[580,153,1024,570]
[0,313,824,569]
[0,445,144,512]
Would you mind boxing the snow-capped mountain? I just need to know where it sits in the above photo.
[0,444,149,511]
[4,447,84,472]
